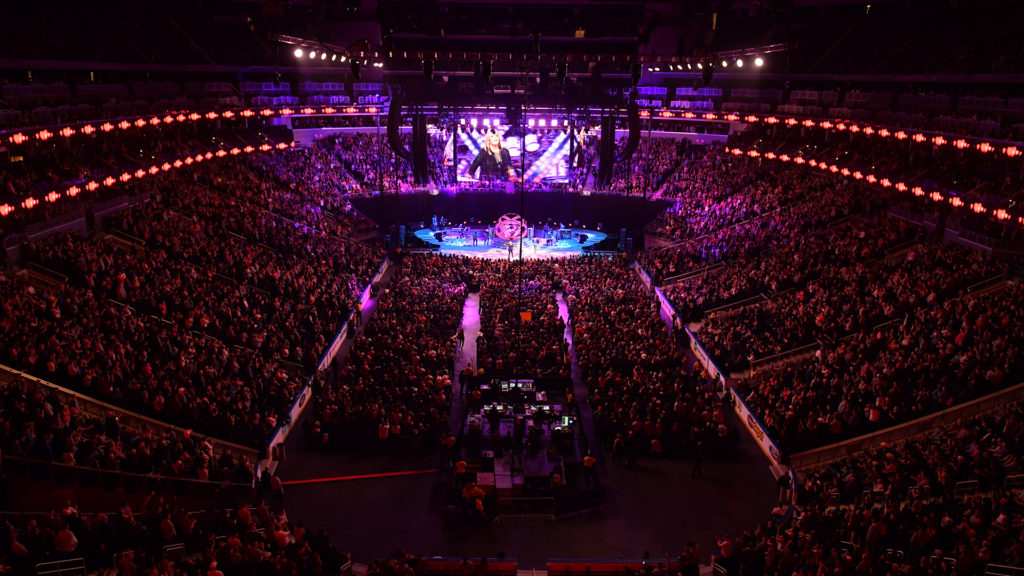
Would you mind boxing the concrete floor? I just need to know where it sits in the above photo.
[279,419,776,568]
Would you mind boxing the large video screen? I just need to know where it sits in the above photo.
[439,119,592,185]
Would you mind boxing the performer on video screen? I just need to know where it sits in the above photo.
[468,131,517,181]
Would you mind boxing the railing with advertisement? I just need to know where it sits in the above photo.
[259,257,390,475]
[683,326,727,391]
[638,260,799,524]
[632,260,652,289]
[653,286,676,320]
[729,387,785,472]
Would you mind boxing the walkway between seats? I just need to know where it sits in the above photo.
[555,291,604,474]
[450,292,481,435]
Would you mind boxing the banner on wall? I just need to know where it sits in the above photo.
[730,387,784,469]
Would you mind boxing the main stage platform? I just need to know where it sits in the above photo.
[413,226,607,259]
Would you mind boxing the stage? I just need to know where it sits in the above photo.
[413,226,608,259]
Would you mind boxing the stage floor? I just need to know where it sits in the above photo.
[413,227,608,259]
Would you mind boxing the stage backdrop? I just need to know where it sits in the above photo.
[352,192,672,249]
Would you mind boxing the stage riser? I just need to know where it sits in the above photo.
[352,192,672,250]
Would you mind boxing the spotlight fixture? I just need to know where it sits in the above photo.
[340,55,347,63]
[687,63,692,70]
[736,58,743,68]
[755,56,764,67]
[309,51,316,59]
[294,48,303,58]
[721,60,728,67]
[696,62,703,70]
[321,52,327,60]
[331,53,337,62]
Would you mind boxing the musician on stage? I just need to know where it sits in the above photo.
[468,131,519,182]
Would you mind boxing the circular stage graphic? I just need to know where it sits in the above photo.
[494,213,528,241]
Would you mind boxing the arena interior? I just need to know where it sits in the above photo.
[2,1,1024,575]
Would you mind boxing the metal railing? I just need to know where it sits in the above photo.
[661,262,724,287]
[705,293,767,318]
[790,381,1024,471]
[0,364,259,465]
[969,273,1009,293]
[748,342,820,374]
[26,262,69,284]
[3,455,253,501]
[35,558,85,576]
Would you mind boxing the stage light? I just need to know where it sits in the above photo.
[539,120,546,127]
[470,118,477,126]
[483,119,490,127]
[736,59,743,68]
[294,48,303,58]
[321,52,327,60]
[340,55,347,63]
[754,57,764,67]
[687,63,692,70]
[331,53,337,62]
[528,119,535,127]
[309,51,316,59]
[653,67,660,72]
[696,62,703,70]
[647,67,653,72]
[721,60,727,67]
[524,134,540,152]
